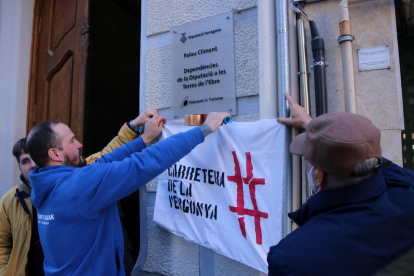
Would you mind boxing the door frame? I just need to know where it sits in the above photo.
[26,0,42,134]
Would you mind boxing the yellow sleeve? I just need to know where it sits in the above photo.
[85,123,139,164]
[0,193,13,273]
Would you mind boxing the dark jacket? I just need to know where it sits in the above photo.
[268,158,414,276]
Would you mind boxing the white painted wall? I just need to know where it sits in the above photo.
[0,0,34,198]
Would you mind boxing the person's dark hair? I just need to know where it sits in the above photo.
[27,120,61,168]
[12,138,28,163]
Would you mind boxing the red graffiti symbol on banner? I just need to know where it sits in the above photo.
[228,151,268,245]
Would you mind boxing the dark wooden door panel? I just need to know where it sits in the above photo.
[47,55,73,125]
[50,0,77,49]
[29,0,89,142]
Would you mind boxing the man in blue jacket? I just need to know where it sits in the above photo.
[269,93,414,275]
[27,112,229,275]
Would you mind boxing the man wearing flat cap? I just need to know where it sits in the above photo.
[267,93,414,276]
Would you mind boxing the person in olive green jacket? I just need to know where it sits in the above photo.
[0,109,157,276]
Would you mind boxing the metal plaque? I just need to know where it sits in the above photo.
[358,45,391,72]
[170,12,236,119]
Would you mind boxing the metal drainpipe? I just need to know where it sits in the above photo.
[339,0,376,113]
[297,19,310,115]
[297,18,312,204]
[288,5,301,232]
[259,0,278,120]
[276,0,292,237]
[338,0,357,113]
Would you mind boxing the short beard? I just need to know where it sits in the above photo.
[63,150,87,168]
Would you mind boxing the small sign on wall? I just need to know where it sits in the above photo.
[358,45,390,72]
[170,12,236,119]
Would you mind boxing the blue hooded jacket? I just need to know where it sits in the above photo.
[30,127,204,275]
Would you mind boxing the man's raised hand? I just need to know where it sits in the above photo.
[141,115,166,143]
[277,92,312,129]
[131,109,158,128]
[203,112,231,132]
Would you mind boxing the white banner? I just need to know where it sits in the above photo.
[154,120,286,273]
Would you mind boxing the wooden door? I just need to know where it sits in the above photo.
[27,0,90,142]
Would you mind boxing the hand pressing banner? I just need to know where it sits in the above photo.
[154,119,286,273]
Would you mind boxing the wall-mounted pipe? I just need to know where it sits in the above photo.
[338,0,357,113]
[276,0,292,237]
[309,20,327,116]
[338,0,376,114]
[277,0,291,118]
[259,0,278,120]
[297,18,312,203]
[288,5,301,232]
[297,18,310,115]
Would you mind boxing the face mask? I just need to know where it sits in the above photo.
[307,164,320,193]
